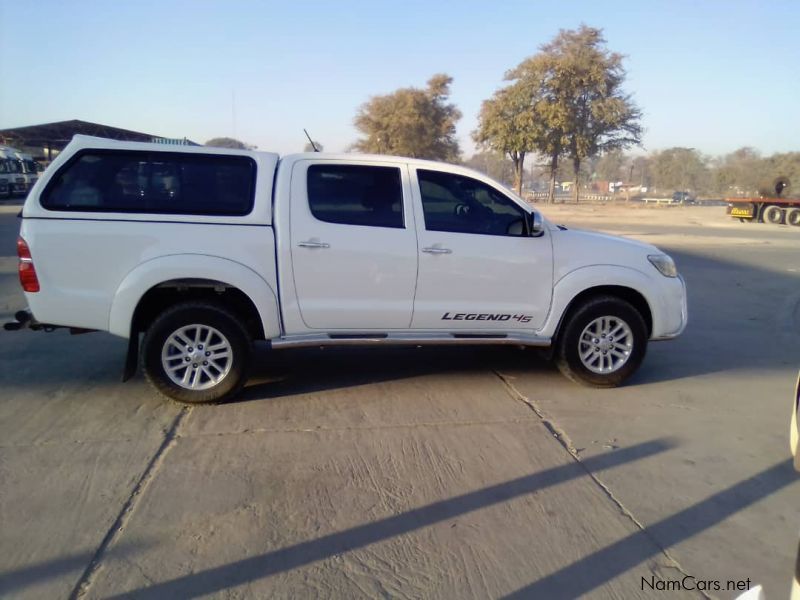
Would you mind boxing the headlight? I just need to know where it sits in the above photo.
[648,254,678,278]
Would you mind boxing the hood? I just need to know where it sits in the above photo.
[556,226,660,253]
[549,225,664,281]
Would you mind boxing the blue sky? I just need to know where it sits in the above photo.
[1,0,798,157]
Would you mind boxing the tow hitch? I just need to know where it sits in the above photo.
[3,310,94,334]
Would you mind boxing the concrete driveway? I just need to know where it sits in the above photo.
[1,205,798,599]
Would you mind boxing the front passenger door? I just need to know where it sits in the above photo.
[410,168,553,330]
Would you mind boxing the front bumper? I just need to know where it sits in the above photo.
[651,274,688,340]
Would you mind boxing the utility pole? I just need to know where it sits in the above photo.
[626,164,634,203]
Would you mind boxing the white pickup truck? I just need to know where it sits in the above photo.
[8,135,687,403]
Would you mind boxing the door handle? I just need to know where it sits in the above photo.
[298,240,330,249]
[422,246,452,255]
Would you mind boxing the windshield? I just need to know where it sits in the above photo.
[23,159,38,174]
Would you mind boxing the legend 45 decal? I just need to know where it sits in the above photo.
[441,312,533,324]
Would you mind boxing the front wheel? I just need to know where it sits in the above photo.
[141,301,252,403]
[555,296,648,387]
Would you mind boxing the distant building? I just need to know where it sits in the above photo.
[0,119,197,163]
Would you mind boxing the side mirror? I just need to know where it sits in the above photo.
[529,211,544,237]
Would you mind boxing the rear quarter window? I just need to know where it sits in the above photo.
[306,164,404,228]
[41,150,256,216]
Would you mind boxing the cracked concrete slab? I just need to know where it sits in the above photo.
[183,346,545,437]
[501,209,800,598]
[0,329,182,599]
[86,422,687,599]
[0,439,165,599]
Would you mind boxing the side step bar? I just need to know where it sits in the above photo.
[270,332,550,350]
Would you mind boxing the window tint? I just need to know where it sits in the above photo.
[307,164,403,228]
[417,169,528,236]
[41,150,255,215]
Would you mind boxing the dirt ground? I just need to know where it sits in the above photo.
[1,204,799,599]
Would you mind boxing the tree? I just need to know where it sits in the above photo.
[713,147,764,195]
[303,141,324,152]
[503,54,570,202]
[536,26,642,202]
[204,137,253,150]
[352,74,461,161]
[464,151,515,188]
[650,147,708,192]
[595,149,627,182]
[761,152,800,195]
[473,82,539,194]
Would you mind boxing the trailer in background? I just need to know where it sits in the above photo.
[727,176,800,226]
[727,197,800,226]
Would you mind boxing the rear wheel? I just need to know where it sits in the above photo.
[763,204,785,225]
[556,296,648,387]
[787,208,800,227]
[142,301,252,403]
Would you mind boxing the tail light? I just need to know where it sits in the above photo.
[17,236,40,292]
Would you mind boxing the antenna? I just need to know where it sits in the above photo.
[303,129,320,152]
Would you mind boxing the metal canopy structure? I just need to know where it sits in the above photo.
[0,120,198,161]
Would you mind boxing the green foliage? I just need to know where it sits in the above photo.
[204,137,252,150]
[476,25,640,200]
[595,149,627,182]
[535,25,642,200]
[353,74,461,162]
[522,145,799,197]
[761,152,800,195]
[473,82,539,193]
[649,147,708,192]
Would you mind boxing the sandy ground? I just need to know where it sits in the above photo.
[1,204,798,599]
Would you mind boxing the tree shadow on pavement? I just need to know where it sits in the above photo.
[503,458,798,598]
[0,540,151,598]
[101,438,677,599]
[101,443,800,599]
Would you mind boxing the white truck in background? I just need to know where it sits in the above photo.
[0,146,39,197]
[6,135,687,403]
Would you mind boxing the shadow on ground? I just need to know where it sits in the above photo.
[101,439,678,599]
[0,540,151,598]
[93,443,798,599]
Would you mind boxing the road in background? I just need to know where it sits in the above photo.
[1,206,798,599]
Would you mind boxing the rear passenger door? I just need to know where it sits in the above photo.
[289,160,418,330]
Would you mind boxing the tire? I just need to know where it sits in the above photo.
[141,301,252,404]
[555,295,648,388]
[787,208,800,227]
[763,204,785,225]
